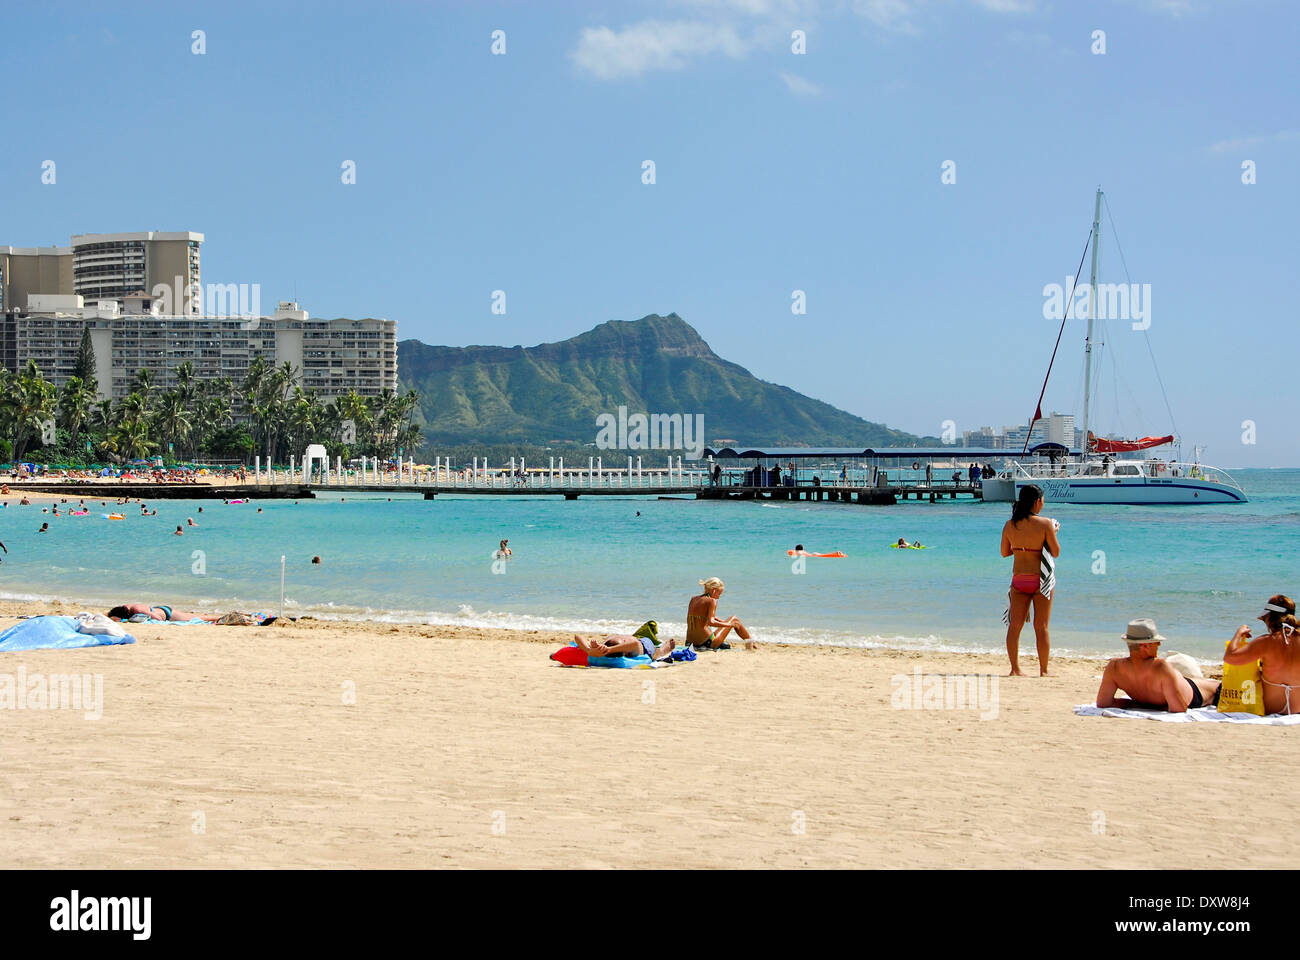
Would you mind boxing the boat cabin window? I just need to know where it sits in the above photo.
[1112,464,1141,476]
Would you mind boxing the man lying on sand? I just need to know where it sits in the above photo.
[573,634,676,661]
[108,603,220,623]
[1096,618,1221,713]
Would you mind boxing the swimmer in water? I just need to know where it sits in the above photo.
[186,517,196,526]
[0,540,7,562]
[311,556,322,564]
[174,525,184,536]
[497,539,512,558]
[38,523,49,533]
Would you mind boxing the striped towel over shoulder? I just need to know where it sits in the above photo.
[1002,547,1055,625]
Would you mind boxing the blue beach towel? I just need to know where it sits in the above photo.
[0,616,136,653]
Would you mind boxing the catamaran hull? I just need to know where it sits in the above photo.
[997,476,1246,504]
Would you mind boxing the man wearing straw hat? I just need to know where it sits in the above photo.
[1095,618,1221,712]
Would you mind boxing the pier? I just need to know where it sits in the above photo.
[3,472,985,505]
[6,447,1010,504]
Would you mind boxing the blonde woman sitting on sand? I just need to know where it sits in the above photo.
[687,577,756,650]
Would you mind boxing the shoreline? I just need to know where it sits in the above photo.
[0,593,1162,664]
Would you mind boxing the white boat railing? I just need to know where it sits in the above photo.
[1003,458,1244,493]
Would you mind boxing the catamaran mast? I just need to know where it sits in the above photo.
[1081,187,1102,457]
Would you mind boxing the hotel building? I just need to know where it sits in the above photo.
[2,296,397,401]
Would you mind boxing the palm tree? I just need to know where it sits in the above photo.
[3,361,58,461]
[337,389,372,453]
[116,392,150,430]
[110,420,156,462]
[131,368,154,402]
[154,392,193,460]
[175,360,197,404]
[58,376,96,450]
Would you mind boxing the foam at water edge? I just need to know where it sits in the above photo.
[0,590,1193,662]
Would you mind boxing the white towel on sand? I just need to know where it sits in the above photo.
[1074,704,1300,725]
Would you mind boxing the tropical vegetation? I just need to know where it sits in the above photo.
[0,356,424,467]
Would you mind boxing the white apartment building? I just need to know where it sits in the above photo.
[2,297,397,401]
[1000,411,1077,452]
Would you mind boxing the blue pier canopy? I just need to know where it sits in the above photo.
[703,445,1081,460]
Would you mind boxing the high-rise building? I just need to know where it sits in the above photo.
[0,245,73,315]
[1043,410,1076,449]
[1,297,397,401]
[71,231,203,309]
[962,426,1001,448]
[1,231,203,313]
[999,411,1077,452]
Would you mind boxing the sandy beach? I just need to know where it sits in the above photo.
[1,597,1294,869]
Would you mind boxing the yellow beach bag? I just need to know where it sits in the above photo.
[1218,641,1265,715]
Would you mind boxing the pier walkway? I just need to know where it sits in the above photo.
[4,469,986,505]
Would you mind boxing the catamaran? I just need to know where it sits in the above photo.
[983,189,1246,505]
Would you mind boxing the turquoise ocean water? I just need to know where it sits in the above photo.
[1,469,1296,660]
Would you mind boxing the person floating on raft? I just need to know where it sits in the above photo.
[787,544,847,558]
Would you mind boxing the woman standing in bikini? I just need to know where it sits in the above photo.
[1000,484,1061,676]
[687,577,755,650]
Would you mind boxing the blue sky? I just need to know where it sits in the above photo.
[5,0,1297,464]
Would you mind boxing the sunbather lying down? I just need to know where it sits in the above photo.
[574,634,676,661]
[108,603,220,623]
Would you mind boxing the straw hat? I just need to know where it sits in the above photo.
[1122,618,1165,644]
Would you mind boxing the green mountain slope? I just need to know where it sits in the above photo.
[397,313,937,448]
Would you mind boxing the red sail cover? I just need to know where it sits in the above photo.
[1088,433,1174,453]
